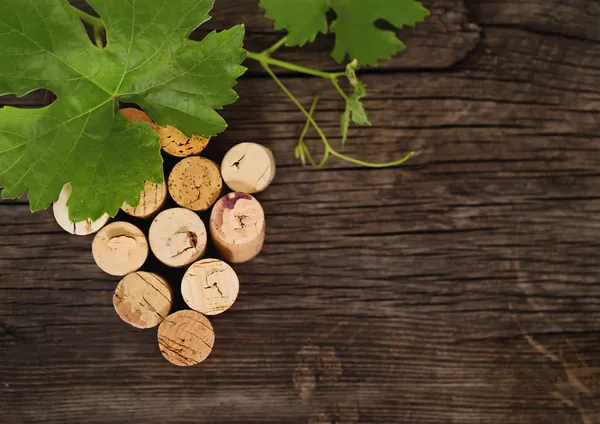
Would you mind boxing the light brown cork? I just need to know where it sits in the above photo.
[221,142,276,194]
[157,310,215,366]
[120,108,209,157]
[119,108,154,124]
[209,193,265,263]
[181,259,239,316]
[168,157,222,212]
[113,272,172,329]
[121,180,167,218]
[149,208,208,268]
[92,222,148,276]
[53,183,110,236]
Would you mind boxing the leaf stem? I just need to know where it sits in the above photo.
[93,26,104,48]
[264,37,288,55]
[247,52,345,80]
[72,6,105,30]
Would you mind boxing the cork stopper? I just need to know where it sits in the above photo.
[113,272,172,329]
[156,125,210,158]
[92,222,148,276]
[209,193,266,263]
[168,157,222,212]
[158,310,215,366]
[149,208,208,268]
[221,142,276,194]
[121,180,167,218]
[53,183,110,235]
[120,108,209,157]
[182,259,240,315]
[119,108,153,124]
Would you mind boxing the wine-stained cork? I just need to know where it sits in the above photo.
[120,108,209,157]
[121,180,168,218]
[92,222,148,276]
[158,310,215,366]
[168,157,222,212]
[53,183,109,236]
[209,193,265,263]
[149,208,208,268]
[181,259,239,315]
[221,142,276,194]
[113,272,172,329]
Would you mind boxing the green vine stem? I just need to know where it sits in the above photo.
[247,38,414,168]
[72,6,105,48]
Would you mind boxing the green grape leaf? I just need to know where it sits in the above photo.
[0,0,246,221]
[341,60,371,146]
[260,0,429,66]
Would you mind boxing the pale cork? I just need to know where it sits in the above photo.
[168,157,222,212]
[149,208,208,268]
[157,310,215,366]
[113,272,172,329]
[182,259,239,316]
[221,142,276,194]
[92,222,148,276]
[53,183,109,236]
[209,193,265,263]
[122,180,167,218]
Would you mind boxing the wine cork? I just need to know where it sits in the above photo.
[209,193,265,263]
[92,222,148,276]
[182,259,239,315]
[120,108,209,157]
[156,125,210,157]
[149,208,208,268]
[53,183,109,236]
[121,180,167,218]
[158,310,215,366]
[113,272,172,329]
[168,157,222,212]
[119,108,154,124]
[221,142,276,194]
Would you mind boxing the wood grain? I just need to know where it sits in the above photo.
[1,0,600,423]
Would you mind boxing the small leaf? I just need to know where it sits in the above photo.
[341,60,371,146]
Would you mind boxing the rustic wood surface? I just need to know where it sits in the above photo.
[1,0,600,422]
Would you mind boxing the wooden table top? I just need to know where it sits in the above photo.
[1,0,599,422]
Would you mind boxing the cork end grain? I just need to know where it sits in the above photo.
[122,180,167,218]
[209,193,266,263]
[182,259,239,316]
[53,183,109,236]
[113,272,172,329]
[92,222,148,276]
[158,310,215,366]
[157,126,210,158]
[149,208,208,268]
[221,142,276,194]
[168,157,222,212]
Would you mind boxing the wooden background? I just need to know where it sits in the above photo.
[1,0,600,422]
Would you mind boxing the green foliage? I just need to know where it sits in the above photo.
[260,0,429,65]
[341,60,371,146]
[0,0,246,221]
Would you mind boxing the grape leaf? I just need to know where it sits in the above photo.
[341,60,371,146]
[0,0,246,221]
[260,0,429,66]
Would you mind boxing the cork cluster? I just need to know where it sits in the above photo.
[52,108,275,366]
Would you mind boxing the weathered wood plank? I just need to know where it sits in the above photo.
[2,1,600,423]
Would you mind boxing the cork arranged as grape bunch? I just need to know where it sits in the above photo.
[53,108,275,366]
